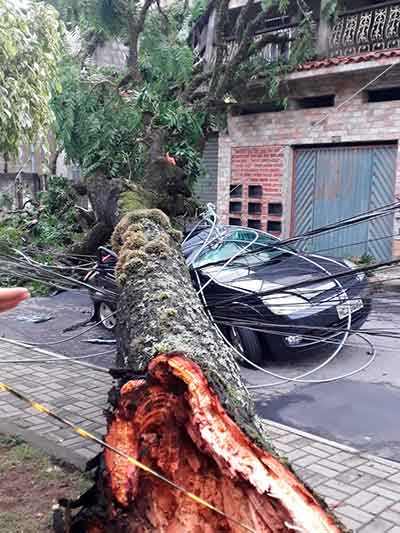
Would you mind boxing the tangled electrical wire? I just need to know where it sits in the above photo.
[187,203,400,389]
[1,201,400,388]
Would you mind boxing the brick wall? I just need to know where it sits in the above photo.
[217,63,400,254]
[229,146,284,235]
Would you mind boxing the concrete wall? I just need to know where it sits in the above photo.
[93,40,128,70]
[217,63,400,255]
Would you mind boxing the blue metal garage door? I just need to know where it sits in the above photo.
[293,145,397,261]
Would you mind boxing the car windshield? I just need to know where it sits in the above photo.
[192,228,293,268]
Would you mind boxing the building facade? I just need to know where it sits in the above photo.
[196,0,400,261]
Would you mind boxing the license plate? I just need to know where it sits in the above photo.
[337,299,363,320]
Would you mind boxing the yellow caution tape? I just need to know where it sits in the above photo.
[0,381,255,533]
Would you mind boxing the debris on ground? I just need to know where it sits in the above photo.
[16,314,54,324]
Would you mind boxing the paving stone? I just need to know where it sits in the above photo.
[352,473,383,490]
[359,517,394,532]
[302,445,331,458]
[345,492,376,508]
[286,437,311,448]
[62,435,87,446]
[315,484,348,502]
[76,448,97,460]
[264,426,286,436]
[336,505,374,524]
[362,496,393,515]
[388,527,400,532]
[390,502,400,513]
[74,401,93,410]
[3,339,400,520]
[389,473,400,484]
[294,454,320,468]
[368,482,400,501]
[319,458,350,473]
[329,451,355,462]
[324,479,361,496]
[275,433,301,444]
[357,463,391,479]
[365,462,399,476]
[341,456,369,469]
[13,417,33,429]
[381,508,400,525]
[334,513,361,532]
[309,441,343,455]
[307,462,339,478]
[273,442,293,453]
[301,473,328,486]
[286,449,308,461]
[324,497,341,507]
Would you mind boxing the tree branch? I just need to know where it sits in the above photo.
[127,0,156,82]
[208,0,230,98]
[182,71,212,101]
[234,0,255,40]
[215,8,274,98]
[138,0,156,29]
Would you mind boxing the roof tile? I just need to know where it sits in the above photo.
[297,49,400,71]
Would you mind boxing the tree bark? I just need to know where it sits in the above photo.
[65,209,343,533]
[69,172,123,255]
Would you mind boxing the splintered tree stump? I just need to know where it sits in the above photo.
[66,209,343,532]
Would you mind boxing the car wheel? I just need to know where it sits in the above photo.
[97,301,117,330]
[228,326,264,368]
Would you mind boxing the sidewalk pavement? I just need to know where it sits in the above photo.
[371,266,400,293]
[1,339,400,532]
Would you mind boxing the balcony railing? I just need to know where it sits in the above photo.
[329,2,400,57]
[195,2,400,70]
[205,24,295,67]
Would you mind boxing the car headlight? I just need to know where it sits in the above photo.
[262,292,311,315]
[343,259,366,282]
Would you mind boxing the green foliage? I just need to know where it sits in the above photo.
[52,62,145,178]
[351,253,375,266]
[0,176,80,252]
[321,0,340,24]
[0,0,61,155]
[0,176,81,294]
[0,193,12,210]
[261,0,290,14]
[190,0,207,24]
[50,0,324,194]
[51,3,206,186]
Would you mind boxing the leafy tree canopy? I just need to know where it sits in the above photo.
[51,2,206,182]
[0,0,61,156]
[49,0,323,186]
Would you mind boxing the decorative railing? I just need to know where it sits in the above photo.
[206,25,294,66]
[329,2,400,57]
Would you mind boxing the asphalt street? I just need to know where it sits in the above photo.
[1,289,400,461]
[0,290,115,367]
[243,291,400,461]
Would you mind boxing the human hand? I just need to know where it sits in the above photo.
[0,288,30,313]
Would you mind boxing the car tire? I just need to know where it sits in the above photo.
[227,326,264,368]
[95,301,117,330]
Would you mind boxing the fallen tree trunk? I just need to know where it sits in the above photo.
[66,209,343,532]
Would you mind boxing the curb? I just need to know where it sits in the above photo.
[0,337,110,374]
[0,418,87,470]
[264,418,400,469]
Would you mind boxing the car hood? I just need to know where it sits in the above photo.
[200,252,351,299]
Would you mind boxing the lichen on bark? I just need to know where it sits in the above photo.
[113,208,270,446]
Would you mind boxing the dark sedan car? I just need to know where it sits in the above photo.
[87,225,370,366]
